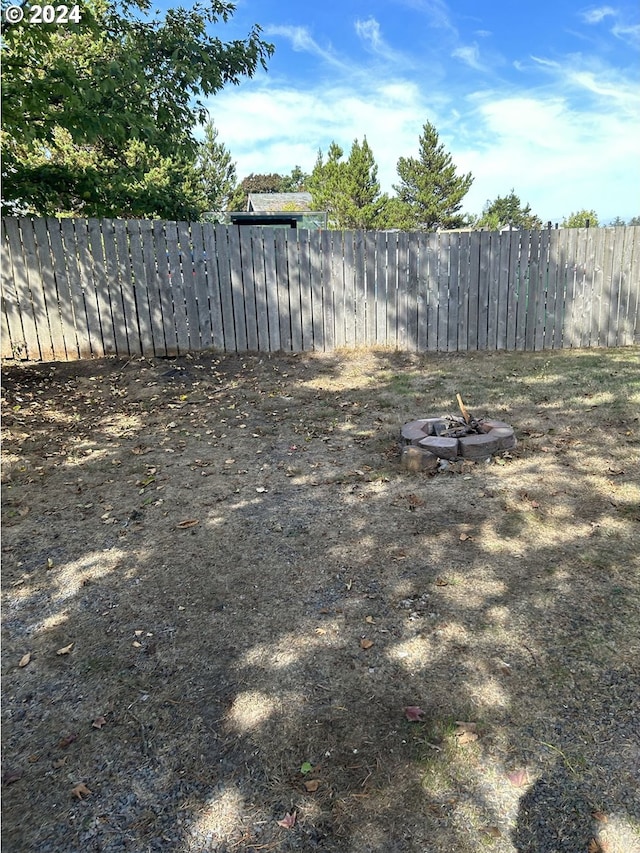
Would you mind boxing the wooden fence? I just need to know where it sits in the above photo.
[2,216,639,362]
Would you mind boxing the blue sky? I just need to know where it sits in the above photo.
[200,0,640,224]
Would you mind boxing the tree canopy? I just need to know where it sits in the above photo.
[309,138,387,229]
[392,122,473,230]
[474,190,542,230]
[197,120,237,214]
[1,0,273,217]
[562,210,600,228]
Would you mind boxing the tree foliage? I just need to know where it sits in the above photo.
[6,129,205,219]
[197,120,237,213]
[562,210,600,228]
[228,173,284,211]
[392,122,473,230]
[474,190,542,230]
[1,0,273,217]
[308,138,387,229]
[279,166,309,193]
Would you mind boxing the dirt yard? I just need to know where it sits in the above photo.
[2,346,639,852]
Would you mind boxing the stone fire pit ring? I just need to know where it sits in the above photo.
[400,417,517,471]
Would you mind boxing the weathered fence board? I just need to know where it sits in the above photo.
[2,217,638,361]
[320,230,334,351]
[299,230,313,350]
[310,230,324,351]
[466,232,480,351]
[374,232,386,347]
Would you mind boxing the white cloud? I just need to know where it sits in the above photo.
[581,6,617,24]
[264,25,348,70]
[354,17,408,64]
[611,21,640,46]
[207,78,432,190]
[204,5,640,223]
[355,17,382,50]
[452,43,485,71]
[397,0,457,34]
[579,6,640,46]
[457,91,640,221]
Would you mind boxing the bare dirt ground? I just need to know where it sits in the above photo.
[2,346,639,853]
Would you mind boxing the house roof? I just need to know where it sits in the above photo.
[247,192,313,212]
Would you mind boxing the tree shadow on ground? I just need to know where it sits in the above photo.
[1,347,639,852]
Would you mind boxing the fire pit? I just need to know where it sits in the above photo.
[400,395,516,471]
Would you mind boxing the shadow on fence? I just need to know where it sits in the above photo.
[2,218,639,363]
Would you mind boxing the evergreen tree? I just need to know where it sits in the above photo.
[9,129,205,220]
[562,210,599,228]
[308,143,347,227]
[392,122,473,230]
[197,121,236,213]
[280,166,309,192]
[309,139,387,229]
[475,190,542,230]
[341,139,388,229]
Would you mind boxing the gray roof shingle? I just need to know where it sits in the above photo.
[247,192,313,212]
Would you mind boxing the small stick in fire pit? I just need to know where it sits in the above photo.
[456,393,472,425]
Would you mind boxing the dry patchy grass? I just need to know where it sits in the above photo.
[2,346,639,852]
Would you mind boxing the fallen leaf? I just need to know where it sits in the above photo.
[19,652,31,668]
[277,811,296,829]
[404,706,425,722]
[360,638,374,650]
[56,643,74,656]
[47,557,54,569]
[58,733,78,749]
[2,769,23,785]
[177,519,199,529]
[365,615,375,624]
[481,826,501,838]
[454,721,479,745]
[71,782,92,799]
[459,533,472,541]
[304,779,320,793]
[592,811,608,824]
[507,768,529,787]
[435,577,449,586]
[132,641,143,648]
[300,762,313,775]
[92,716,107,729]
[588,839,609,853]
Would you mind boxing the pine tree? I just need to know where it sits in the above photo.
[341,139,388,229]
[309,139,387,229]
[198,121,236,212]
[308,143,347,227]
[476,190,541,230]
[393,122,473,231]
